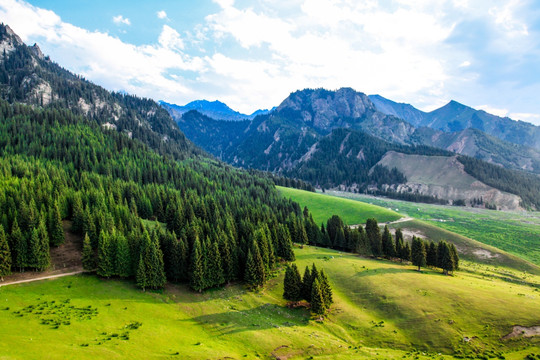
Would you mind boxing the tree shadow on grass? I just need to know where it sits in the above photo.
[181,303,310,335]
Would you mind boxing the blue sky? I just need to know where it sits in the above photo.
[1,0,540,125]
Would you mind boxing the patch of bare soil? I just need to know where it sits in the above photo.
[472,249,500,260]
[503,325,540,340]
[271,345,290,360]
[0,220,83,285]
[399,229,427,241]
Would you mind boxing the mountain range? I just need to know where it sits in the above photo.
[160,99,273,121]
[369,95,540,150]
[166,88,540,210]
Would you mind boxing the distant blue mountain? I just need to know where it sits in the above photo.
[368,94,540,150]
[159,99,274,121]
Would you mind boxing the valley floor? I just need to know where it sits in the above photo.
[1,246,539,359]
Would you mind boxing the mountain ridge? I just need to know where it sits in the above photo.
[369,94,540,150]
[160,99,273,121]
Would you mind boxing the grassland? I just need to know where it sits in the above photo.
[1,246,539,359]
[326,190,540,267]
[279,186,539,274]
[278,186,402,225]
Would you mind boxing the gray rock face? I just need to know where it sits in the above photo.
[276,88,376,132]
[30,43,44,60]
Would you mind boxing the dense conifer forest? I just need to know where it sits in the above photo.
[0,100,306,290]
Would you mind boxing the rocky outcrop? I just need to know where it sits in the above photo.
[276,88,376,132]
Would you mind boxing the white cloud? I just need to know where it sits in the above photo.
[157,10,168,20]
[205,0,454,111]
[459,60,471,67]
[476,105,508,117]
[510,112,540,125]
[158,25,184,51]
[488,0,528,36]
[112,15,130,26]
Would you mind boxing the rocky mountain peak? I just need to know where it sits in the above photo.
[0,24,24,55]
[30,43,45,60]
[276,87,376,131]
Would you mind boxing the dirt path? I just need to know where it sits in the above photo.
[0,270,86,287]
[387,216,414,225]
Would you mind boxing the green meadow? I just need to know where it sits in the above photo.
[1,246,539,359]
[325,190,540,266]
[278,186,402,225]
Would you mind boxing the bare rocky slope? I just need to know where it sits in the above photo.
[375,152,522,210]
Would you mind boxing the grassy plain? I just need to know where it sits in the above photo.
[326,191,540,267]
[278,186,402,225]
[1,246,539,359]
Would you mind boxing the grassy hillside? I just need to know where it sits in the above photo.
[1,247,539,359]
[328,191,540,268]
[388,219,540,274]
[278,186,402,225]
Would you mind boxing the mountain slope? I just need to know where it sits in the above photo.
[412,127,540,173]
[369,94,427,127]
[0,24,198,160]
[376,152,521,210]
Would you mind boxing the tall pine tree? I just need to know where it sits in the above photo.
[81,233,95,270]
[318,269,333,309]
[283,264,302,302]
[190,237,206,292]
[411,237,426,271]
[244,240,265,289]
[310,277,326,317]
[365,218,382,256]
[301,266,312,301]
[426,241,437,267]
[36,219,50,270]
[48,201,64,246]
[381,225,395,258]
[0,225,12,280]
[394,228,404,261]
[97,230,113,277]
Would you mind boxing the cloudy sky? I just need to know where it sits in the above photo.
[1,0,540,124]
